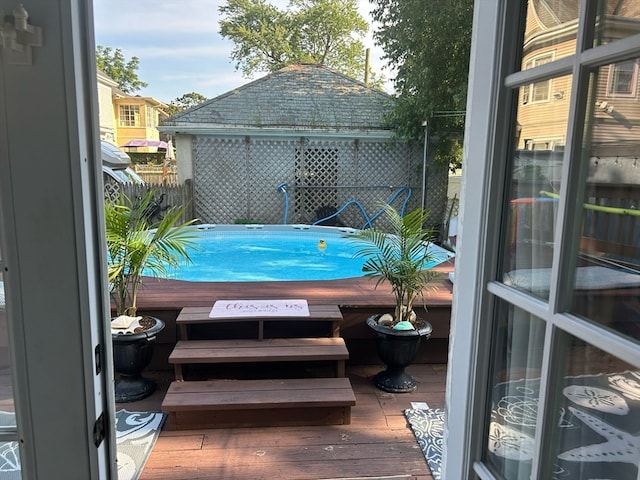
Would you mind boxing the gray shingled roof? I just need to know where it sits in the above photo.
[163,64,392,131]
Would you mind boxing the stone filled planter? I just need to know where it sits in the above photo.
[367,315,432,393]
[111,316,165,403]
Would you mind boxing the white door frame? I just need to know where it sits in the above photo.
[0,0,116,477]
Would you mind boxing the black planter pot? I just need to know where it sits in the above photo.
[111,317,165,403]
[367,315,432,393]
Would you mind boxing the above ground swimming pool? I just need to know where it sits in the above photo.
[152,224,455,282]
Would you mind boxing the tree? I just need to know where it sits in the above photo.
[96,45,148,94]
[371,0,473,169]
[165,92,209,116]
[219,0,378,84]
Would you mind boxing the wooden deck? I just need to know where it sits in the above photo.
[126,261,454,478]
[134,262,454,310]
[127,363,447,480]
[136,262,455,365]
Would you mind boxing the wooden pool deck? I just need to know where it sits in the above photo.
[136,261,455,367]
[127,261,454,479]
[134,261,455,311]
[128,364,447,480]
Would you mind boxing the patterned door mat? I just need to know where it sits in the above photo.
[0,410,165,480]
[404,407,445,480]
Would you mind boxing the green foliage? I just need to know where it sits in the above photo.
[96,45,148,94]
[105,191,199,316]
[348,206,439,326]
[127,152,166,166]
[218,0,380,83]
[165,92,209,116]
[371,0,473,169]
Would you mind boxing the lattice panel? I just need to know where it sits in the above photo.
[249,138,299,224]
[293,139,340,224]
[191,135,449,234]
[194,137,247,223]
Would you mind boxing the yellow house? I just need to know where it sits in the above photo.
[112,91,169,152]
[95,69,169,152]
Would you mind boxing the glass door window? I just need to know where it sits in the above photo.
[569,59,640,342]
[453,1,640,478]
[0,239,20,476]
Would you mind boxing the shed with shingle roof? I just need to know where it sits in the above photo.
[160,64,447,229]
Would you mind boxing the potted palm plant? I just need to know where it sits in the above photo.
[105,190,198,402]
[349,205,441,393]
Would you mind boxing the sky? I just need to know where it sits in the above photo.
[92,0,393,104]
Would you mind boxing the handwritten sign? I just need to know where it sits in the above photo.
[209,299,310,318]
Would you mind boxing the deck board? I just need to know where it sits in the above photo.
[134,263,454,311]
[128,263,453,478]
[132,364,445,479]
[170,337,349,363]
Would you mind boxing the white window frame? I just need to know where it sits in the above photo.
[146,105,156,128]
[523,137,564,151]
[606,58,639,97]
[523,52,554,104]
[445,2,640,479]
[119,104,140,127]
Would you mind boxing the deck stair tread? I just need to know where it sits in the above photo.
[176,304,343,324]
[169,337,349,364]
[162,377,356,411]
[176,303,344,340]
[164,303,354,428]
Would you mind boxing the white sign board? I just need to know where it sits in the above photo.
[209,299,310,318]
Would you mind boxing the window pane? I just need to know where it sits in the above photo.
[607,60,639,97]
[0,242,19,474]
[483,302,546,480]
[0,245,15,417]
[501,75,572,300]
[594,1,640,47]
[521,1,580,69]
[119,105,140,127]
[546,338,639,479]
[570,63,640,343]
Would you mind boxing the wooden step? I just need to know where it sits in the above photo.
[169,337,349,380]
[176,303,343,340]
[162,377,356,430]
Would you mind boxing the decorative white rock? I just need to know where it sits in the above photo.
[378,313,394,326]
[111,314,142,329]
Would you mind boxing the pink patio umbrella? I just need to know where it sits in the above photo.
[121,139,168,148]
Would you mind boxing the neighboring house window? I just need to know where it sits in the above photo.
[146,106,156,127]
[119,105,140,126]
[523,53,553,104]
[523,138,563,150]
[607,59,638,96]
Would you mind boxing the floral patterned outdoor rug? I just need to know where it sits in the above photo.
[0,409,166,480]
[404,407,445,480]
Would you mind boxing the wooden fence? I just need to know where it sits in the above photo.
[132,164,178,186]
[119,180,195,225]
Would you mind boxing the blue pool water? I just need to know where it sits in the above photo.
[154,225,454,282]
